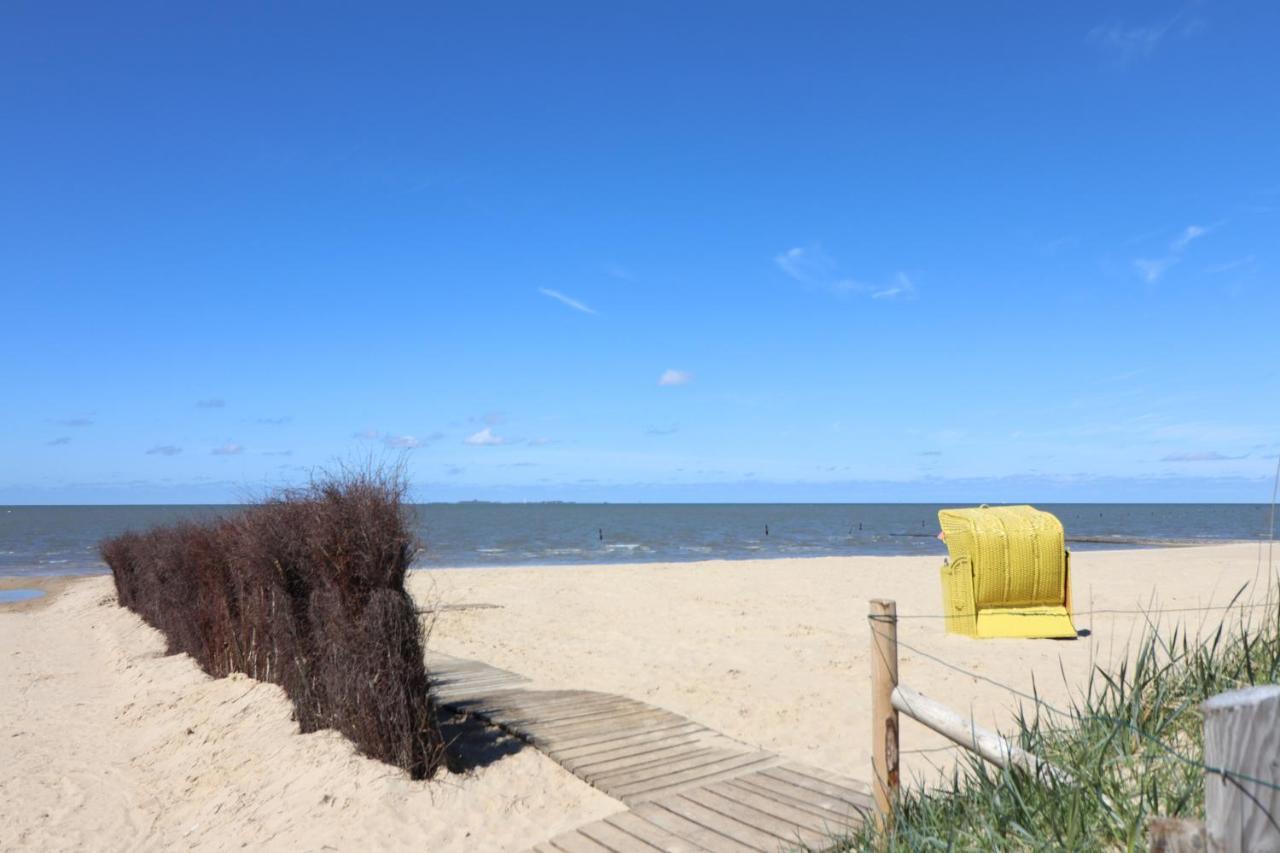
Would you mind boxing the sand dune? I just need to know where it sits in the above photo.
[0,579,618,852]
[1,542,1270,850]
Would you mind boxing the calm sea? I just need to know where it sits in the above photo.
[0,503,1273,577]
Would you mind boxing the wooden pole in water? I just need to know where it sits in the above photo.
[1202,684,1280,852]
[869,598,899,830]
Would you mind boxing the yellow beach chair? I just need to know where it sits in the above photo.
[938,505,1076,639]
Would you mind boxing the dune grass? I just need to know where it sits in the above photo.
[832,580,1280,851]
[100,466,448,779]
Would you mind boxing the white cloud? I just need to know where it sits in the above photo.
[1134,257,1177,283]
[872,272,917,300]
[146,445,182,456]
[775,246,914,300]
[774,246,835,284]
[1132,224,1214,283]
[383,435,422,449]
[1170,224,1208,252]
[1205,256,1256,275]
[658,369,693,387]
[538,288,597,315]
[1162,451,1249,462]
[1088,12,1200,64]
[352,428,381,440]
[211,442,243,456]
[464,427,506,446]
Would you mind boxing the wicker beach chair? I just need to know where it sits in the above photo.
[938,505,1076,639]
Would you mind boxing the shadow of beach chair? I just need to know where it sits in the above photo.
[938,505,1077,639]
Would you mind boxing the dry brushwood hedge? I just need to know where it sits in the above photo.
[100,471,446,779]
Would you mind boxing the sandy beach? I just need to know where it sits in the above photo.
[2,542,1271,851]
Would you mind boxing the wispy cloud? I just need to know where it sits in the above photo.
[1161,450,1249,462]
[47,436,71,446]
[211,442,243,455]
[871,273,917,300]
[464,427,506,446]
[1133,223,1214,282]
[658,369,693,387]
[262,450,293,457]
[605,263,638,283]
[256,416,292,425]
[1134,256,1178,283]
[538,288,597,315]
[1205,256,1256,275]
[1170,224,1209,252]
[1088,11,1201,65]
[146,445,183,456]
[775,246,916,300]
[352,428,381,440]
[196,398,226,409]
[775,246,838,286]
[383,435,422,449]
[527,437,555,446]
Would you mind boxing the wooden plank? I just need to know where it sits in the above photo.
[576,819,665,852]
[537,717,706,753]
[527,710,683,741]
[777,763,872,797]
[613,753,779,801]
[579,747,724,783]
[532,706,676,732]
[650,796,783,851]
[603,812,715,853]
[725,777,859,825]
[704,781,850,838]
[679,787,830,850]
[561,732,705,768]
[545,831,614,853]
[553,724,706,759]
[512,699,649,728]
[742,768,870,814]
[457,691,607,717]
[765,766,874,809]
[593,749,743,789]
[573,742,721,773]
[631,802,760,853]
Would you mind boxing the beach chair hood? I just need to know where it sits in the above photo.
[938,505,1076,639]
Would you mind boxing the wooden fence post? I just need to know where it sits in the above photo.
[870,598,900,829]
[1202,684,1280,852]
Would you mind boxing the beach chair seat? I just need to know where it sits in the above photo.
[938,505,1076,639]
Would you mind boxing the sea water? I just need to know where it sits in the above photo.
[0,503,1272,576]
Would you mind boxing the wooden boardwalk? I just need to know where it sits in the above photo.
[428,652,872,852]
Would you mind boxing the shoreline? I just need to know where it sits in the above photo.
[3,535,1260,582]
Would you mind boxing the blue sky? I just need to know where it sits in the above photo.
[3,2,1278,503]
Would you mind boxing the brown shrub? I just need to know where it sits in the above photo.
[100,468,446,779]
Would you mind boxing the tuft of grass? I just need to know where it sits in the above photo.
[100,465,448,779]
[830,585,1280,851]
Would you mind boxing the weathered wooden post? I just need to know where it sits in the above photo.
[870,598,900,829]
[1202,684,1280,852]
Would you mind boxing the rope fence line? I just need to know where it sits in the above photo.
[864,614,1280,837]
[868,598,1279,622]
[866,618,1280,795]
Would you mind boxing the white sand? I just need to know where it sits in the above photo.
[414,543,1273,788]
[1,543,1270,851]
[0,578,619,852]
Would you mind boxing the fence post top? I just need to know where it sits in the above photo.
[1202,683,1280,713]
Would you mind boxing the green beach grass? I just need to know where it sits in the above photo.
[828,578,1280,851]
